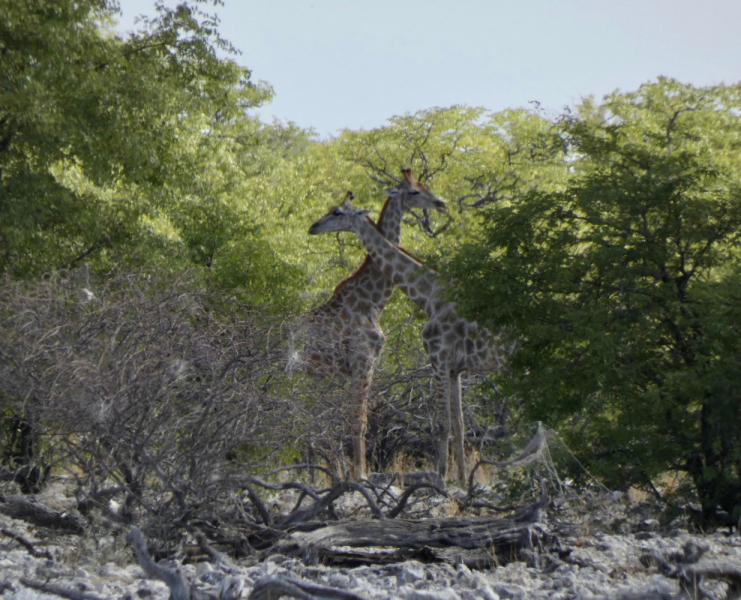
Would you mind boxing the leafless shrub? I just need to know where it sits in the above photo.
[0,269,315,537]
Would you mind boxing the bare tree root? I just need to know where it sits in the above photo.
[245,478,384,531]
[245,469,453,530]
[276,481,382,529]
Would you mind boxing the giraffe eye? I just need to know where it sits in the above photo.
[333,209,343,216]
[409,190,420,196]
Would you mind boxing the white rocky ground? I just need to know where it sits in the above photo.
[1,489,740,600]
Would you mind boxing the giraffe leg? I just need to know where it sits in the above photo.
[450,372,466,481]
[432,365,452,479]
[349,361,373,480]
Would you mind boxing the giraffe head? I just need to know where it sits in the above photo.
[308,192,370,235]
[384,169,447,213]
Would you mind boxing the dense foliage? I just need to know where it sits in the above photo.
[0,0,302,305]
[1,0,739,527]
[446,80,741,523]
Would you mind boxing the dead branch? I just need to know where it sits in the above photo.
[512,477,549,523]
[126,528,193,600]
[187,518,256,559]
[1,528,53,559]
[127,527,245,600]
[19,578,106,600]
[244,481,272,527]
[249,575,364,600]
[273,511,555,568]
[385,483,448,519]
[183,524,237,571]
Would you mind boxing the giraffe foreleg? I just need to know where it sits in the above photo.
[450,372,466,482]
[431,363,452,479]
[349,361,373,480]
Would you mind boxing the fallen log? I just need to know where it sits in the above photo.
[0,494,85,534]
[273,514,555,568]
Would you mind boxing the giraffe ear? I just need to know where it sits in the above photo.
[384,187,399,197]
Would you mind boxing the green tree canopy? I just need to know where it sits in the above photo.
[0,0,301,303]
[445,79,741,522]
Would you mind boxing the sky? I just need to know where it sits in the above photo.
[115,0,741,138]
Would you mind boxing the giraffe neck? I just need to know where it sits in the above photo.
[312,196,406,321]
[376,196,403,246]
[351,216,441,319]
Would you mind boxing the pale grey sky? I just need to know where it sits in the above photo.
[115,0,741,137]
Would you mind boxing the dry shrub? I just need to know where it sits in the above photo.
[0,269,310,532]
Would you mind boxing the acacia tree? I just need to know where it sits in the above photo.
[446,79,741,523]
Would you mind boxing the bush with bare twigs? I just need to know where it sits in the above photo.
[0,270,314,534]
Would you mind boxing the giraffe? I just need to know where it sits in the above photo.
[296,172,446,480]
[308,196,513,481]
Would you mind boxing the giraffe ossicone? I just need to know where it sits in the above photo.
[297,172,447,480]
[308,194,513,481]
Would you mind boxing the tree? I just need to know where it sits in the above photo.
[446,79,741,523]
[0,0,283,284]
